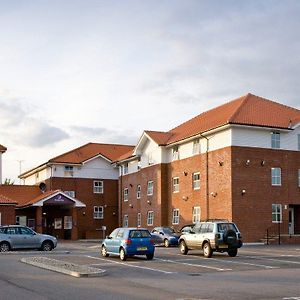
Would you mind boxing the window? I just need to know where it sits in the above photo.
[147,181,154,196]
[123,215,128,227]
[192,172,200,190]
[272,204,282,223]
[64,190,75,198]
[124,188,129,201]
[172,177,180,193]
[64,216,73,229]
[93,206,104,219]
[16,216,26,226]
[298,169,300,187]
[137,212,141,227]
[123,163,128,175]
[172,209,180,224]
[192,206,201,223]
[271,131,280,149]
[172,146,179,161]
[93,181,104,194]
[137,185,141,199]
[148,153,153,165]
[147,211,154,226]
[271,167,281,186]
[64,165,74,176]
[192,139,200,155]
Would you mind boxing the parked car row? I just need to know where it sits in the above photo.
[100,221,243,261]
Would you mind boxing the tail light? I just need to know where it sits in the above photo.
[124,239,132,245]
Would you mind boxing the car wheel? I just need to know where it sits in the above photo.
[0,242,10,252]
[203,242,213,258]
[101,245,109,257]
[146,253,154,260]
[224,230,237,246]
[179,240,188,255]
[228,248,238,257]
[41,241,53,251]
[164,239,170,248]
[119,248,127,261]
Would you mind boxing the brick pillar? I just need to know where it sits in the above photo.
[71,207,78,240]
[35,206,43,233]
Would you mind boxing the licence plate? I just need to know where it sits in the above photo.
[137,247,147,251]
[219,245,228,249]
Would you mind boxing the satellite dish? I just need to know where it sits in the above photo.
[39,182,47,193]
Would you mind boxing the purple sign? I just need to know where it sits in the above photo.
[44,194,74,205]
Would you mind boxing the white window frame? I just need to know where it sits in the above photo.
[124,188,129,201]
[64,165,74,177]
[93,181,104,194]
[93,206,104,219]
[172,177,180,193]
[172,208,180,225]
[272,204,282,223]
[192,206,201,223]
[271,131,280,149]
[137,185,141,199]
[64,190,76,198]
[147,211,154,226]
[137,212,141,227]
[147,181,154,196]
[271,167,281,186]
[192,172,200,190]
[192,139,200,155]
[172,146,179,161]
[123,214,128,227]
[123,163,128,175]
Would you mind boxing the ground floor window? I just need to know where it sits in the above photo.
[272,204,282,223]
[16,216,26,226]
[172,209,180,224]
[123,214,128,227]
[147,211,154,226]
[93,206,104,219]
[192,206,201,223]
[64,216,73,229]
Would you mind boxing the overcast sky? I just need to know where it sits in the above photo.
[1,0,300,182]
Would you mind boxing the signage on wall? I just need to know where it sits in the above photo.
[44,194,74,205]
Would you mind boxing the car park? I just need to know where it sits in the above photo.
[178,220,243,258]
[0,225,57,252]
[101,227,155,261]
[151,226,180,247]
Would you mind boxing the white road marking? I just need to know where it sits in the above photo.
[85,255,175,274]
[244,255,300,265]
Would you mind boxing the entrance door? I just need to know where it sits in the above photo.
[289,207,294,235]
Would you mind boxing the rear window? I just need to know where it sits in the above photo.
[129,230,151,238]
[217,223,238,233]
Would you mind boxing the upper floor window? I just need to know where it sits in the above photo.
[271,131,280,149]
[272,204,282,223]
[172,146,179,161]
[192,206,201,223]
[64,165,74,176]
[147,181,154,196]
[172,177,180,193]
[137,212,141,227]
[137,157,141,170]
[148,153,153,165]
[124,188,129,201]
[64,190,75,198]
[93,181,104,194]
[271,167,281,186]
[172,209,180,225]
[123,163,128,175]
[147,211,154,226]
[123,215,128,227]
[192,139,200,155]
[93,206,104,219]
[192,172,200,190]
[137,185,141,199]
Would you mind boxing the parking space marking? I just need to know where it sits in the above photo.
[155,258,232,271]
[244,255,300,266]
[85,255,175,274]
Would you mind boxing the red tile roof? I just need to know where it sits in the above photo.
[0,144,7,153]
[145,131,173,145]
[0,194,17,205]
[49,142,135,164]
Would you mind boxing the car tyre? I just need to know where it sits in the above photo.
[119,248,127,261]
[164,239,170,248]
[228,248,238,257]
[41,241,53,251]
[224,230,237,246]
[0,242,10,252]
[146,253,154,260]
[203,242,213,258]
[101,245,109,257]
[179,240,188,255]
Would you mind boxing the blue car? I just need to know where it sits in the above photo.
[151,227,180,247]
[101,227,155,261]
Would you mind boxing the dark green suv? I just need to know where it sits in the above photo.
[178,221,243,258]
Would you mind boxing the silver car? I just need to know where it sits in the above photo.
[0,225,57,252]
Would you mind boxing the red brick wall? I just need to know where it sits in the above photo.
[0,205,15,225]
[46,177,119,239]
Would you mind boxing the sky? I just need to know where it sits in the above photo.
[1,0,300,183]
